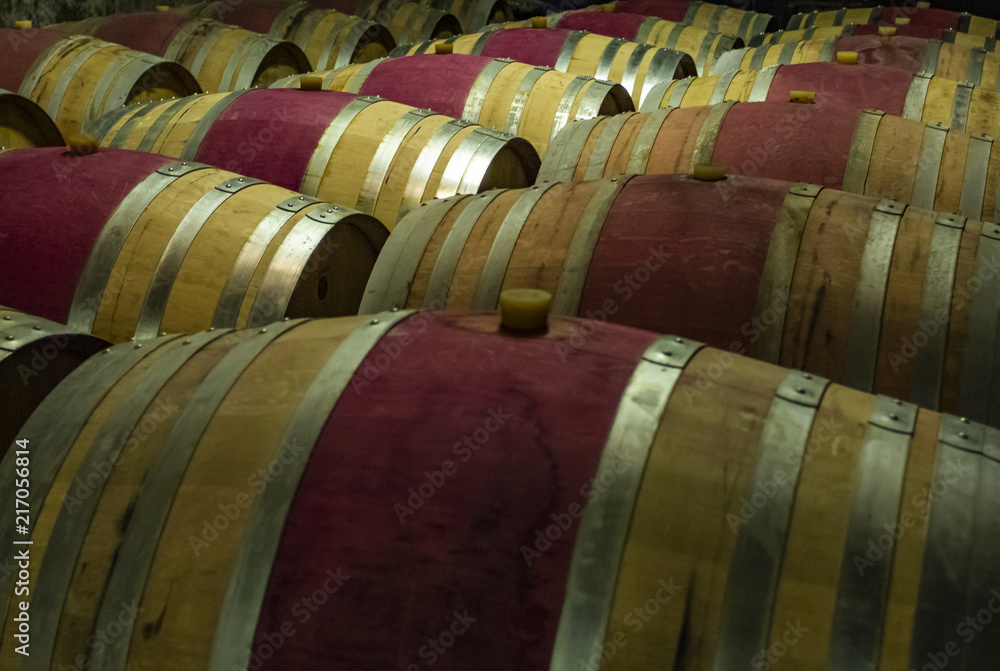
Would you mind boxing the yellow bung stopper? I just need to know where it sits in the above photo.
[299,75,323,91]
[155,5,170,11]
[499,289,551,331]
[836,50,858,64]
[15,20,31,29]
[789,90,815,103]
[878,26,896,36]
[917,1,930,7]
[603,2,616,10]
[895,17,910,25]
[531,16,547,28]
[68,135,99,156]
[693,163,727,181]
[435,42,454,54]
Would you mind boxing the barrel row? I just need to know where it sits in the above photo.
[0,309,997,670]
[754,23,999,51]
[787,4,1000,38]
[394,27,695,107]
[540,101,1000,223]
[274,54,633,156]
[95,87,538,224]
[0,89,63,150]
[581,0,774,45]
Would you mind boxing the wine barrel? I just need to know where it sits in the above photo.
[361,171,1000,421]
[754,24,999,50]
[417,0,511,32]
[0,146,387,344]
[49,13,311,92]
[393,27,696,107]
[499,11,741,75]
[714,35,1000,91]
[0,307,108,460]
[273,54,633,156]
[641,61,1000,139]
[381,2,462,44]
[0,90,63,150]
[1,310,997,671]
[539,101,1000,222]
[788,5,1000,39]
[602,0,775,45]
[95,88,538,225]
[0,31,200,138]
[178,0,396,70]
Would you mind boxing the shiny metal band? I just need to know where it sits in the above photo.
[693,30,716,75]
[555,30,588,72]
[505,66,550,136]
[910,415,986,670]
[358,108,437,214]
[552,176,631,316]
[843,199,906,392]
[219,32,263,91]
[643,49,694,106]
[102,99,159,149]
[750,183,823,363]
[748,64,779,102]
[578,78,617,122]
[549,335,703,671]
[300,96,378,195]
[584,111,635,180]
[691,100,734,168]
[819,37,837,63]
[212,196,320,327]
[245,205,350,327]
[84,52,161,123]
[537,116,599,183]
[469,30,494,56]
[42,40,106,120]
[360,196,461,312]
[787,12,804,29]
[910,213,966,410]
[911,122,949,210]
[17,35,81,100]
[710,67,740,105]
[332,20,373,71]
[135,176,264,338]
[957,222,1000,423]
[967,48,987,86]
[626,107,674,174]
[288,8,328,54]
[663,76,694,109]
[435,126,498,197]
[463,58,511,122]
[136,96,193,154]
[342,57,383,93]
[712,369,830,671]
[268,1,309,39]
[471,182,559,310]
[735,11,754,44]
[68,161,207,332]
[705,5,725,34]
[89,321,302,671]
[621,43,654,100]
[963,425,1000,666]
[595,38,628,81]
[903,73,931,121]
[921,40,943,77]
[960,133,993,219]
[549,75,593,143]
[842,109,885,194]
[711,46,746,74]
[423,190,505,308]
[26,328,228,671]
[950,82,974,131]
[777,39,798,65]
[827,395,917,671]
[635,16,659,46]
[957,12,973,33]
[747,45,769,71]
[208,309,414,671]
[401,118,472,212]
[455,130,513,194]
[682,1,702,25]
[187,21,232,82]
[180,90,249,160]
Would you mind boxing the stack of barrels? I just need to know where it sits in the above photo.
[2,1,1000,670]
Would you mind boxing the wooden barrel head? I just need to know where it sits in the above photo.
[0,90,63,149]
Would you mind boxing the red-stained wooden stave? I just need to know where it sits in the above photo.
[357,54,489,119]
[0,29,65,91]
[556,11,649,41]
[478,27,567,65]
[763,61,914,117]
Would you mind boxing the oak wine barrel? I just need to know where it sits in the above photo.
[380,2,462,45]
[714,35,1000,91]
[788,5,1000,38]
[273,53,633,156]
[361,171,1000,422]
[0,146,387,343]
[49,12,312,91]
[498,11,742,75]
[753,24,999,51]
[0,310,997,670]
[539,101,1000,222]
[0,31,200,138]
[178,0,396,70]
[641,61,1000,140]
[95,88,539,225]
[392,27,696,108]
[600,0,775,46]
[0,307,109,459]
[313,0,508,33]
[0,90,63,150]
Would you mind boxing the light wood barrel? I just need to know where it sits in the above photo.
[714,34,1000,91]
[416,0,510,32]
[754,24,999,50]
[273,54,632,156]
[788,5,1000,39]
[383,2,462,44]
[0,146,387,344]
[0,90,63,150]
[499,11,742,75]
[0,307,108,459]
[539,101,1000,222]
[392,27,696,108]
[0,31,200,138]
[605,0,775,46]
[95,88,538,225]
[641,61,1000,140]
[361,171,1000,422]
[1,310,997,670]
[180,0,396,70]
[51,12,312,91]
